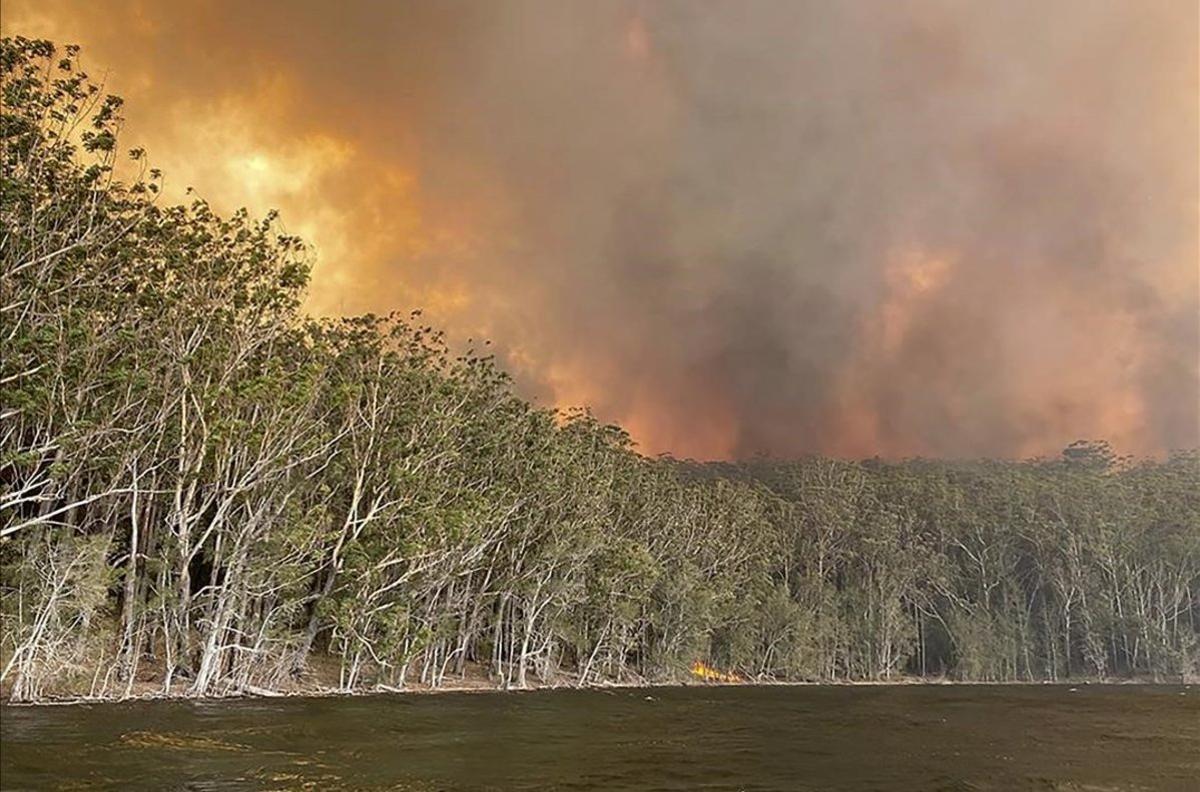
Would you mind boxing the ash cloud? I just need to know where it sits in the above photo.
[9,0,1198,459]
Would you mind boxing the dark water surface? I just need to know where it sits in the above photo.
[2,685,1197,791]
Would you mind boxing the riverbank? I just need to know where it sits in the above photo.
[5,663,1186,707]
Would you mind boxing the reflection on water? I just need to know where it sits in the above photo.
[2,685,1197,791]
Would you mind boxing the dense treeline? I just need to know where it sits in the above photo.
[2,39,1198,702]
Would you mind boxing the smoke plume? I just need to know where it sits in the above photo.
[7,0,1197,459]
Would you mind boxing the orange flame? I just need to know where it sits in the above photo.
[690,660,742,683]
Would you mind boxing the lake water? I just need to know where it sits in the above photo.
[2,685,1196,790]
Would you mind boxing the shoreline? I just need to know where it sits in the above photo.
[4,675,1188,709]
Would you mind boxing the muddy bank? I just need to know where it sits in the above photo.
[5,664,1186,708]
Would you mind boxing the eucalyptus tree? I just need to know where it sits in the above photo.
[2,38,1198,701]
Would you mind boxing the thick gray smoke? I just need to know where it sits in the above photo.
[10,0,1198,458]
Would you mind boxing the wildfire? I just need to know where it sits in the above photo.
[690,661,742,684]
[624,12,651,63]
[878,248,955,353]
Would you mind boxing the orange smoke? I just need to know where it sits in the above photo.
[878,250,955,353]
[827,244,1163,460]
[624,13,652,63]
[6,0,1195,461]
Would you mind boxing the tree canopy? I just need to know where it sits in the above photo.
[2,38,1197,702]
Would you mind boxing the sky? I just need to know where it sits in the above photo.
[5,0,1198,460]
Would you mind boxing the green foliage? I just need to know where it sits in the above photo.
[1,39,1197,700]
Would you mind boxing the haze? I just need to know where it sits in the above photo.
[8,0,1197,459]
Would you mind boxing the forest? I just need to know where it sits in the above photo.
[2,38,1198,702]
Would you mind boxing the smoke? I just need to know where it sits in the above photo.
[7,0,1197,459]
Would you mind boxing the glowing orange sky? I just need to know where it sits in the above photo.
[5,0,1197,460]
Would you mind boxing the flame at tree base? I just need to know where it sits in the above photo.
[690,661,742,684]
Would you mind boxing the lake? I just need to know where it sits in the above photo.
[2,685,1196,790]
